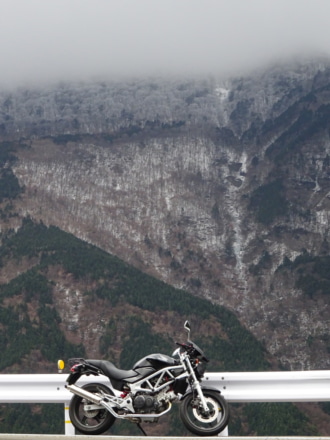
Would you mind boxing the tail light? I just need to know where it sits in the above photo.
[70,363,81,372]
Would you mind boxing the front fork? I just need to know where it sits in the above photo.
[184,358,209,414]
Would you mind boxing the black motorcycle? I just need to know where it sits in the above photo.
[62,321,229,436]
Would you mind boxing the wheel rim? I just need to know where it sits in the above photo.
[186,395,224,431]
[192,396,220,423]
[76,398,108,427]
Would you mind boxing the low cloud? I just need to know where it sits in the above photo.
[1,0,330,87]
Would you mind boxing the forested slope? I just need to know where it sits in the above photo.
[0,214,319,435]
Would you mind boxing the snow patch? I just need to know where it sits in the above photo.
[215,87,230,100]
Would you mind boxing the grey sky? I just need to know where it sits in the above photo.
[1,0,330,87]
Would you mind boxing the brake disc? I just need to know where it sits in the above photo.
[192,397,220,423]
[83,403,104,418]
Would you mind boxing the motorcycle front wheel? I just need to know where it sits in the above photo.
[69,383,116,435]
[179,390,229,436]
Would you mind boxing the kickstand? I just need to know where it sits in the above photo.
[137,423,147,436]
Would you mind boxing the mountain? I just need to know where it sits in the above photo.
[1,56,330,435]
[0,218,319,436]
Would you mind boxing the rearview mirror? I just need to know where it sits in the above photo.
[184,321,191,341]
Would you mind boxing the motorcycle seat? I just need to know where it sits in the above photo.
[86,359,138,380]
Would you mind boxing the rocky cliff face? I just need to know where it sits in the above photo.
[2,56,330,370]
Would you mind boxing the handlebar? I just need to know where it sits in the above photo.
[175,341,209,362]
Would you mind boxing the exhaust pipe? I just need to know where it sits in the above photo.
[66,384,103,405]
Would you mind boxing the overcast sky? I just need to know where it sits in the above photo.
[1,0,330,87]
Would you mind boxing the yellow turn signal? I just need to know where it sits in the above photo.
[57,359,65,372]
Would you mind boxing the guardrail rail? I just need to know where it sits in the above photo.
[0,370,329,435]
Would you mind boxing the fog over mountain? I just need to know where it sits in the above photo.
[1,0,330,87]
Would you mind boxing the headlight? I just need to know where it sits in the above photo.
[195,361,206,377]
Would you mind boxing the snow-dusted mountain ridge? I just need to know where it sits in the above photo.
[2,57,330,370]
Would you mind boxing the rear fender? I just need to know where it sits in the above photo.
[66,363,101,385]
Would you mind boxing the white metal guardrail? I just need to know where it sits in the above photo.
[0,374,107,436]
[204,370,330,402]
[0,371,330,435]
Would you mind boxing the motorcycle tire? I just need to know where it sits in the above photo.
[69,383,116,435]
[179,390,229,436]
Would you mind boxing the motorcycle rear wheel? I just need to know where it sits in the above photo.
[69,383,116,435]
[179,390,229,436]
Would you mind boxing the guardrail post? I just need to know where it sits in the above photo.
[64,402,75,436]
[218,426,228,436]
